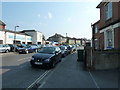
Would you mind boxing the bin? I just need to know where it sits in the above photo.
[77,49,84,61]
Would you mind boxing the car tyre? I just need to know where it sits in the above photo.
[50,62,55,68]
[35,49,38,53]
[26,50,28,54]
[5,50,9,53]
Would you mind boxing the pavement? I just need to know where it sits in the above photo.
[38,52,119,89]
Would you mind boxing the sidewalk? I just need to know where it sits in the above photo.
[39,52,119,88]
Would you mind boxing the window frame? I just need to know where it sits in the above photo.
[105,2,112,20]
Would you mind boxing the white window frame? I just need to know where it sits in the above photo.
[104,27,114,49]
[95,25,98,33]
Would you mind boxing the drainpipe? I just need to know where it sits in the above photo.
[90,47,93,70]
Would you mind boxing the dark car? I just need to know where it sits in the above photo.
[30,46,62,68]
[18,45,38,54]
[8,44,18,52]
[59,45,68,57]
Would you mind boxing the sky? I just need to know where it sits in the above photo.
[1,0,101,40]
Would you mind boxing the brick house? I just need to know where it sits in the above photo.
[92,1,120,50]
[47,33,82,45]
[0,20,6,30]
[47,33,67,44]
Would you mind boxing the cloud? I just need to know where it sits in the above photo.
[67,17,72,22]
[48,12,52,19]
[37,14,41,18]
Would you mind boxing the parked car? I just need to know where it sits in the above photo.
[66,45,73,54]
[3,44,10,51]
[8,44,17,52]
[30,46,62,68]
[71,45,77,52]
[0,44,9,53]
[59,45,68,57]
[18,45,38,54]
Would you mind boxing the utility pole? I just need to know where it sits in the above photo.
[14,26,19,52]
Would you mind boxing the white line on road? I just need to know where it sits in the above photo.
[26,70,51,90]
[89,71,100,89]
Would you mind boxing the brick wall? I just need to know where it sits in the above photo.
[84,46,119,70]
[0,25,5,29]
[114,27,120,50]
[99,2,120,29]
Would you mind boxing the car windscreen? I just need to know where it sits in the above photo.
[38,47,55,54]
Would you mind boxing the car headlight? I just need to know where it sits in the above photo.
[44,59,50,62]
[31,57,34,60]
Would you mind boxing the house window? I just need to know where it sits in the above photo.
[95,39,98,49]
[106,30,113,49]
[95,25,98,33]
[105,2,112,20]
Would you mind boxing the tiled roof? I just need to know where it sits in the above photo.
[0,20,6,26]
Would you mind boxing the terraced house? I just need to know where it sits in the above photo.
[92,1,120,50]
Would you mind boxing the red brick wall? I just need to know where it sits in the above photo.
[99,2,120,29]
[114,27,120,50]
[100,33,104,49]
[0,25,5,29]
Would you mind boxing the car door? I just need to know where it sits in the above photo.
[2,45,7,52]
[29,46,33,53]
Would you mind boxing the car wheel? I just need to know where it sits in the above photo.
[5,50,9,53]
[59,58,62,62]
[26,50,28,54]
[35,49,38,53]
[50,62,55,68]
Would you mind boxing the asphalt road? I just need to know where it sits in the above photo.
[2,52,48,88]
[1,51,119,89]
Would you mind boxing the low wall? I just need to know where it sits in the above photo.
[84,46,120,70]
[93,50,119,70]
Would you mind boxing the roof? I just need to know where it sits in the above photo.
[0,20,6,26]
[96,1,107,8]
[22,30,42,33]
[1,29,31,36]
[92,20,100,26]
[49,33,65,38]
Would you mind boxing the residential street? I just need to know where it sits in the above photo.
[1,51,119,89]
[38,52,119,88]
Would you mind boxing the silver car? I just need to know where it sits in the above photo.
[0,44,9,53]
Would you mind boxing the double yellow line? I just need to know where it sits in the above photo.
[26,70,51,90]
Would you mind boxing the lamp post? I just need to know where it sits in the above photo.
[14,25,19,52]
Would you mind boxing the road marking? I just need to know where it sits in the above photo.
[89,71,100,89]
[17,57,31,61]
[26,70,51,90]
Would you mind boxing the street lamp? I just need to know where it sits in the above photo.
[14,25,19,52]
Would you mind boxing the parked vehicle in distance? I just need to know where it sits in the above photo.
[59,45,68,57]
[30,46,62,68]
[18,45,38,54]
[66,45,72,54]
[0,44,9,53]
[3,44,10,51]
[71,45,77,52]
